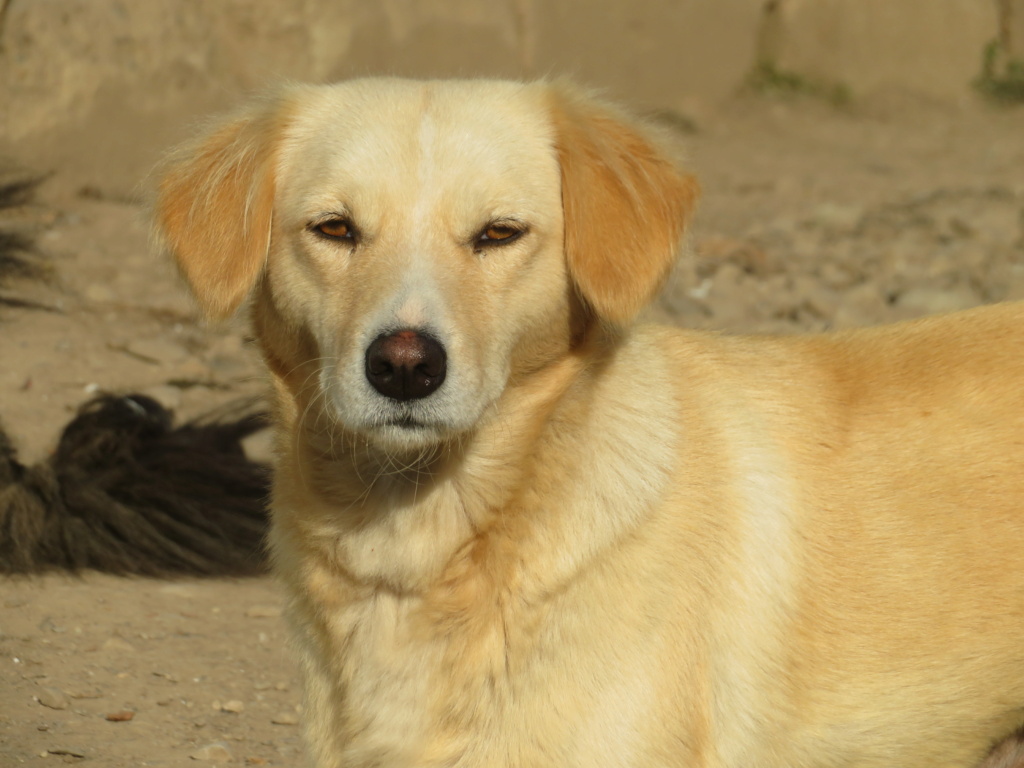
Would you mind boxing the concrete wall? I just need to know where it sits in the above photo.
[0,0,1012,197]
[760,0,999,99]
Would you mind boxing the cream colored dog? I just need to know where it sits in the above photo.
[156,78,1024,768]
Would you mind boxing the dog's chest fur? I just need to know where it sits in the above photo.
[271,336,702,767]
[283,502,669,767]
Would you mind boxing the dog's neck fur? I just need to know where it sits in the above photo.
[264,322,684,765]
[269,340,593,596]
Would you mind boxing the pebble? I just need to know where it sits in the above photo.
[105,710,135,722]
[244,605,281,619]
[832,282,889,329]
[83,283,116,303]
[190,741,235,762]
[818,262,857,290]
[126,338,190,366]
[102,637,137,653]
[271,712,299,726]
[1001,270,1024,301]
[47,747,86,759]
[36,687,70,710]
[810,203,864,233]
[894,285,980,316]
[38,616,65,633]
[792,277,840,322]
[158,584,198,598]
[65,688,102,700]
[206,334,251,374]
[174,356,212,381]
[220,699,245,713]
[697,235,773,276]
[708,262,746,294]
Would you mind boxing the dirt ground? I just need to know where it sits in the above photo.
[1,91,1023,766]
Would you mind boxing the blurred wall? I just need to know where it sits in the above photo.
[0,0,1013,197]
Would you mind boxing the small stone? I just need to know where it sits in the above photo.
[47,747,86,758]
[206,334,251,374]
[158,584,197,598]
[697,235,773,275]
[709,262,745,291]
[271,712,299,726]
[126,338,190,366]
[105,710,135,722]
[36,687,70,710]
[102,637,137,653]
[38,616,65,633]
[210,334,246,356]
[66,688,102,700]
[810,203,864,233]
[658,287,711,323]
[190,741,235,762]
[244,605,281,619]
[84,283,116,303]
[818,262,857,290]
[833,282,889,329]
[792,277,840,322]
[220,700,245,714]
[174,356,212,381]
[894,285,980,316]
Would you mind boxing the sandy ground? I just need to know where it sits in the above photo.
[1,92,1023,766]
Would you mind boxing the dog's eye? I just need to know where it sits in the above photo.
[315,219,355,240]
[476,223,524,247]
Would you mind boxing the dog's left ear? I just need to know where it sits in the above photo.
[549,85,699,325]
[155,99,289,320]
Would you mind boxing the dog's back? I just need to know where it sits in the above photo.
[645,305,1024,765]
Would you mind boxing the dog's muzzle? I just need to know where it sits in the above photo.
[365,329,447,401]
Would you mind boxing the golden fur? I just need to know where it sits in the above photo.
[156,78,1024,767]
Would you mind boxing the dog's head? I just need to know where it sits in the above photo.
[156,79,697,452]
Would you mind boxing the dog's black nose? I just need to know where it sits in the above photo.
[365,330,447,401]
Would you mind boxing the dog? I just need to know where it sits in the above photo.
[155,77,1024,767]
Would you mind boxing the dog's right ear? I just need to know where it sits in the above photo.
[155,102,286,320]
[548,83,699,326]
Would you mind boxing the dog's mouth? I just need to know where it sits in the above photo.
[363,394,453,432]
[381,414,424,429]
[358,409,455,454]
